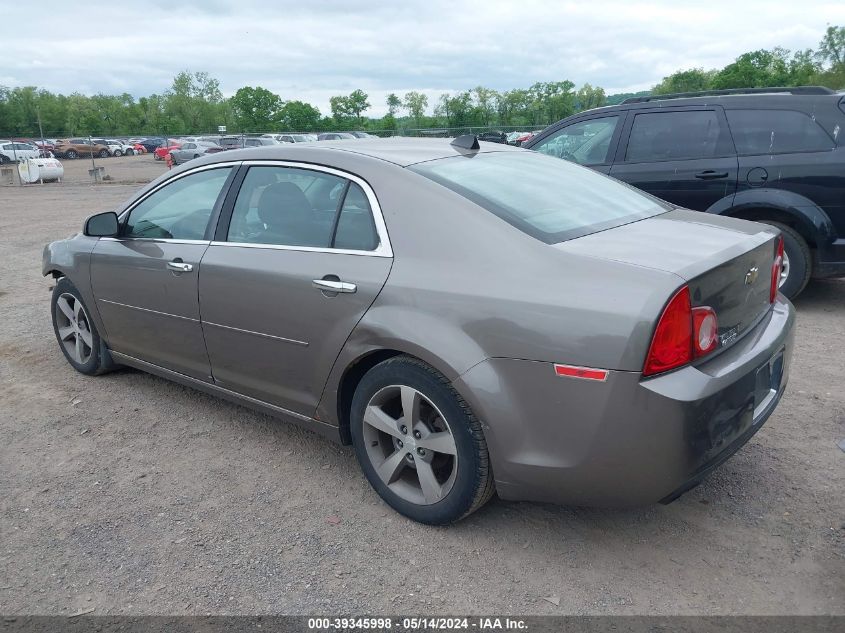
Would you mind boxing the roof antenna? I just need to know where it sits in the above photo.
[451,134,480,151]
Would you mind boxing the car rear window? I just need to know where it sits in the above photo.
[726,109,835,155]
[410,151,669,243]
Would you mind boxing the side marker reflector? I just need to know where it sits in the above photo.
[554,364,609,382]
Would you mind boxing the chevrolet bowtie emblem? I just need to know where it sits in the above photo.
[745,266,759,285]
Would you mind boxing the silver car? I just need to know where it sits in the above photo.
[169,141,223,165]
[43,138,794,524]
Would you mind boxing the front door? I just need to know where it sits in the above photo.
[198,164,392,416]
[610,107,738,210]
[90,166,235,380]
[529,113,625,175]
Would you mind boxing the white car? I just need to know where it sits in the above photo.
[106,140,137,156]
[0,141,40,163]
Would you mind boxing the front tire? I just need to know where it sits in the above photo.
[113,149,123,157]
[350,355,495,524]
[762,221,811,299]
[51,278,115,376]
[66,150,78,159]
[98,149,109,158]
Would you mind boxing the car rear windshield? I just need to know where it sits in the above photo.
[409,151,669,243]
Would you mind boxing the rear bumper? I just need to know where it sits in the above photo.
[453,297,795,507]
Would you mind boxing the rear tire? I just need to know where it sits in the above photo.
[98,149,109,158]
[761,221,811,299]
[66,150,78,159]
[350,355,495,525]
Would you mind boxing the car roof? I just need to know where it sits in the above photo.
[198,137,523,167]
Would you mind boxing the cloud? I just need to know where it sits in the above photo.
[1,0,842,116]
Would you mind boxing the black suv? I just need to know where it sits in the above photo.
[523,87,845,298]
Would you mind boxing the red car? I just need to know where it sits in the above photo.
[154,143,181,161]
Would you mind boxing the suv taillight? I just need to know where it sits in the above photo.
[643,286,720,377]
[770,235,784,303]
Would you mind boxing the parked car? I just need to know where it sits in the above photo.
[44,137,793,525]
[218,136,247,150]
[154,143,182,160]
[477,130,507,144]
[317,132,355,140]
[53,139,111,159]
[245,137,279,147]
[348,131,376,138]
[169,141,224,165]
[91,139,124,157]
[524,86,845,298]
[277,134,311,143]
[138,138,165,153]
[0,141,40,162]
[107,140,138,156]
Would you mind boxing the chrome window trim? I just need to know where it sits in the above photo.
[100,237,211,245]
[228,159,393,258]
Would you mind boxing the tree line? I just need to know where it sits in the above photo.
[1,26,843,139]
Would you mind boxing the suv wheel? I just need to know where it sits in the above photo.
[762,221,811,299]
[65,149,78,159]
[350,355,495,524]
[113,149,123,157]
[98,149,109,158]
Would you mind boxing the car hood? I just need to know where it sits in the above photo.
[552,209,775,282]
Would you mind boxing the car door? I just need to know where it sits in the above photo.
[198,162,393,416]
[609,107,738,210]
[528,114,625,175]
[90,164,236,380]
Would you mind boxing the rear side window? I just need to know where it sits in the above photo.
[625,110,728,162]
[333,183,378,251]
[410,151,668,244]
[726,109,835,155]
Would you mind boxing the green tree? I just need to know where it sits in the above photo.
[817,25,845,70]
[471,86,498,126]
[346,89,370,123]
[278,100,321,131]
[402,91,428,127]
[386,93,401,117]
[230,86,282,131]
[652,68,714,95]
[711,48,819,89]
[575,83,606,111]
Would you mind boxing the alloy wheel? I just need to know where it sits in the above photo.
[55,293,93,365]
[362,385,458,505]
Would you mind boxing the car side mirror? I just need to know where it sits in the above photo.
[84,211,119,237]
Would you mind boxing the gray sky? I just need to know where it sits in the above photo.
[1,0,843,116]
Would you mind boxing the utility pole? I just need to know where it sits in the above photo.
[37,108,46,154]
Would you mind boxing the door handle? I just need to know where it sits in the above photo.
[312,279,357,294]
[695,170,729,179]
[166,260,194,273]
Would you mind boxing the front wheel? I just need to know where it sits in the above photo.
[98,149,109,158]
[113,149,123,157]
[65,150,78,159]
[51,278,116,375]
[761,221,811,299]
[350,356,495,524]
[126,148,134,156]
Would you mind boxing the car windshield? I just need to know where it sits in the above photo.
[410,151,670,243]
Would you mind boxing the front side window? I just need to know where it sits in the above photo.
[625,110,728,162]
[124,167,232,240]
[410,151,668,243]
[532,116,620,165]
[226,166,380,251]
[726,109,835,155]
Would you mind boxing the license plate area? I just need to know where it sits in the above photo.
[753,349,784,421]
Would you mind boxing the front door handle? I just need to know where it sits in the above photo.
[312,279,357,294]
[166,260,194,273]
[695,170,729,179]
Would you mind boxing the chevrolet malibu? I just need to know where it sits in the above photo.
[43,138,794,524]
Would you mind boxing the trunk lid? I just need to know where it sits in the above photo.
[554,209,779,350]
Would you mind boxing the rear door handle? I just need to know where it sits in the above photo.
[695,170,729,179]
[312,279,357,293]
[166,260,194,273]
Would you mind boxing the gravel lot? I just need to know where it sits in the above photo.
[1,156,843,616]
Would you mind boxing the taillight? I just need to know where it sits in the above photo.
[643,286,720,377]
[770,235,784,303]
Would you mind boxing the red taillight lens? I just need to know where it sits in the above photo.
[644,287,720,377]
[692,306,719,357]
[643,287,693,376]
[770,235,784,303]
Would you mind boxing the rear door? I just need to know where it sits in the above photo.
[90,165,236,379]
[198,162,392,416]
[610,107,738,210]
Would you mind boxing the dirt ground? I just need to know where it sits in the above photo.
[0,163,843,616]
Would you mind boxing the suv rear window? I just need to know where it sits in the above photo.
[726,109,835,155]
[410,151,669,243]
